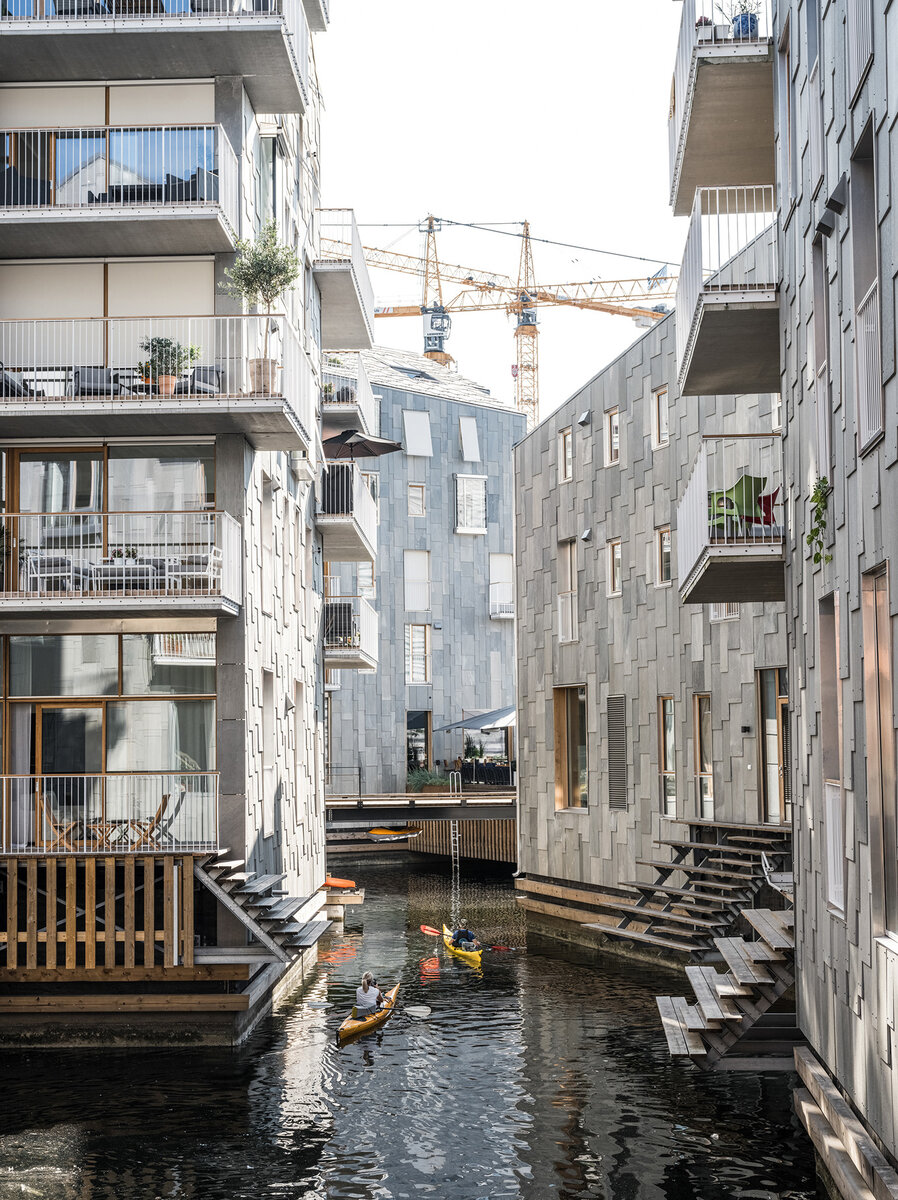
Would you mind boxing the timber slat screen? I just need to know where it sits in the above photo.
[0,855,194,972]
[415,819,516,864]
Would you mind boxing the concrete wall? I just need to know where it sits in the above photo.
[775,0,898,1160]
[515,311,786,894]
[327,370,525,794]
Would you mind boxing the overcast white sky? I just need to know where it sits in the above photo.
[317,1,686,418]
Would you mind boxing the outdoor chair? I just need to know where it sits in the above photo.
[707,473,767,540]
[173,366,223,396]
[24,551,92,594]
[745,486,785,539]
[166,547,222,592]
[126,783,187,851]
[0,361,44,397]
[69,367,120,397]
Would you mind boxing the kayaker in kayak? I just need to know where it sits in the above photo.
[355,972,385,1017]
[451,921,480,951]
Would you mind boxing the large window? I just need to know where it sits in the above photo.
[653,387,669,448]
[402,410,434,457]
[659,696,676,816]
[607,538,622,596]
[10,635,119,697]
[694,694,714,819]
[553,685,587,809]
[557,540,577,643]
[605,409,620,465]
[408,484,426,517]
[657,527,672,586]
[489,553,514,617]
[455,476,487,534]
[405,625,430,684]
[403,549,430,611]
[851,120,882,451]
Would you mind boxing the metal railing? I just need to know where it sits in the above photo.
[404,579,431,611]
[669,0,773,187]
[0,510,241,606]
[152,631,216,664]
[0,313,310,433]
[856,280,883,450]
[557,590,576,642]
[0,0,305,28]
[676,185,777,380]
[325,766,361,797]
[489,581,514,618]
[0,125,238,233]
[323,594,378,662]
[678,434,784,586]
[316,462,378,551]
[321,352,377,435]
[326,790,516,810]
[316,208,376,331]
[0,771,219,855]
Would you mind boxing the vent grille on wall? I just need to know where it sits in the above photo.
[607,694,628,810]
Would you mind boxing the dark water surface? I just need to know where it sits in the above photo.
[0,858,818,1200]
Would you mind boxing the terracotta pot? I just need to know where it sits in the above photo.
[250,357,279,395]
[157,375,178,396]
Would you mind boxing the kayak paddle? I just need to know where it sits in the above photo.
[420,924,441,936]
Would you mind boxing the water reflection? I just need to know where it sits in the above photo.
[0,858,816,1199]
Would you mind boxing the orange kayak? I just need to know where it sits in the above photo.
[337,983,400,1043]
[325,875,357,889]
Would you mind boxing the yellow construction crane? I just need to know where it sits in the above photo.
[319,217,677,428]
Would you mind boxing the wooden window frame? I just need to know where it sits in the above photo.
[553,684,587,811]
[605,408,620,466]
[658,695,676,817]
[693,692,714,820]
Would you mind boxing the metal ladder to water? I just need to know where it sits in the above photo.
[448,772,461,872]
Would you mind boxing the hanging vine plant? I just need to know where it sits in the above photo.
[807,477,833,565]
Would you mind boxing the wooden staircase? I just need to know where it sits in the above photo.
[195,849,331,965]
[585,820,792,956]
[656,906,798,1067]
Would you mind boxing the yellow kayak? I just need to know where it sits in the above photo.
[442,924,482,967]
[337,983,400,1043]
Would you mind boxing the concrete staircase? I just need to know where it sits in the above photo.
[585,820,792,956]
[195,849,331,965]
[656,906,798,1068]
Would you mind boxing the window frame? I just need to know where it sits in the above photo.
[558,426,573,482]
[658,695,676,817]
[455,474,488,535]
[459,415,481,462]
[408,483,426,518]
[402,409,434,457]
[553,683,588,810]
[607,538,622,597]
[605,408,620,466]
[403,549,431,612]
[652,387,669,449]
[405,623,431,684]
[694,693,714,820]
[656,526,672,587]
[557,539,577,643]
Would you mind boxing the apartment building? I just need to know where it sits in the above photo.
[322,347,525,796]
[514,307,789,956]
[663,0,898,1187]
[0,0,377,1044]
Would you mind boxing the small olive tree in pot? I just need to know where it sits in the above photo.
[219,219,301,394]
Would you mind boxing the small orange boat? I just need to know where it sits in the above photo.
[325,875,357,889]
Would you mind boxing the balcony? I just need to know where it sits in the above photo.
[323,594,378,671]
[301,0,327,29]
[0,0,309,115]
[321,352,378,436]
[0,510,241,615]
[0,772,219,855]
[317,462,377,562]
[0,125,238,258]
[490,582,514,619]
[668,0,774,216]
[677,434,785,603]
[315,209,376,350]
[676,186,780,396]
[0,314,312,450]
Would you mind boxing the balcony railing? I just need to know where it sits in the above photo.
[153,631,216,665]
[0,772,219,855]
[317,462,378,555]
[0,313,311,435]
[676,186,778,391]
[678,434,784,592]
[0,510,242,607]
[0,124,238,231]
[321,352,377,435]
[0,0,305,30]
[323,594,378,664]
[490,581,514,619]
[669,0,773,193]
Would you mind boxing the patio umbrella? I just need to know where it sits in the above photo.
[322,429,403,460]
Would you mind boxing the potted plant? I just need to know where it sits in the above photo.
[219,219,301,395]
[717,0,760,39]
[138,336,200,397]
[406,768,451,795]
[695,13,714,41]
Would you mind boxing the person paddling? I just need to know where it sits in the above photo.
[355,972,385,1018]
[451,920,480,951]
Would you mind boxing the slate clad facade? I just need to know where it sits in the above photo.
[325,349,525,796]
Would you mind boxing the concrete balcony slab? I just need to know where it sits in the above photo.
[0,208,236,259]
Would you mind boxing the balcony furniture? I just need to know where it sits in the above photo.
[38,786,83,852]
[69,367,120,396]
[0,363,44,397]
[23,551,92,594]
[324,600,356,646]
[165,548,222,592]
[173,366,223,396]
[708,474,766,539]
[91,558,157,591]
[106,183,165,205]
[745,486,785,538]
[126,783,186,850]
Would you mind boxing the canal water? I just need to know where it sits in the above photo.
[0,858,818,1200]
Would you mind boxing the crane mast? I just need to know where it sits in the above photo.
[421,216,453,367]
[512,221,539,429]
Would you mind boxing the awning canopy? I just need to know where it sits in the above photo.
[435,705,516,733]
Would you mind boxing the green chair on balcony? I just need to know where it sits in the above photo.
[708,474,767,540]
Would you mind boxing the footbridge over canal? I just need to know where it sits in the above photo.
[325,789,517,826]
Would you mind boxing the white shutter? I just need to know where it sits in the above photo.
[459,416,481,462]
[404,550,430,611]
[402,410,433,457]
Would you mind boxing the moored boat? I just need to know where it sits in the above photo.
[337,983,401,1043]
[442,924,482,967]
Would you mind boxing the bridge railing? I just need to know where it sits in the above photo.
[325,790,516,809]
